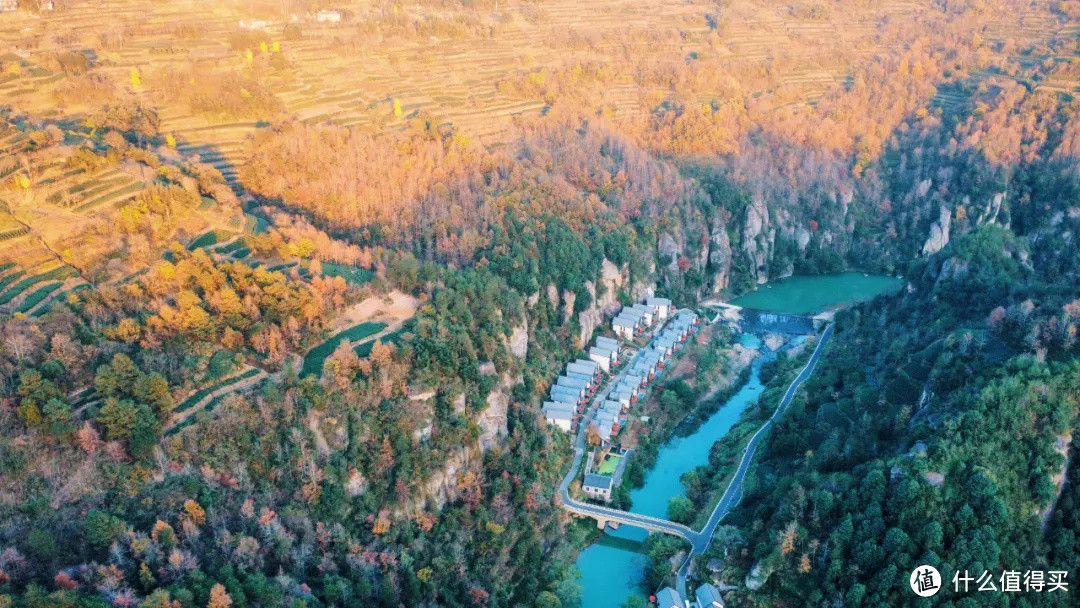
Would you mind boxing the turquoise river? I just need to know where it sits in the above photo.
[574,273,901,607]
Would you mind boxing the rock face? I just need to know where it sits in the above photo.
[418,446,473,510]
[745,560,773,591]
[573,258,650,345]
[977,192,1006,225]
[922,204,952,255]
[507,319,528,359]
[743,197,774,284]
[478,375,519,451]
[709,218,732,292]
[562,288,577,324]
[546,284,559,308]
[658,232,681,271]
[916,178,933,197]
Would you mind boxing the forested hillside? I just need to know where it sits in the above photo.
[1,0,1080,607]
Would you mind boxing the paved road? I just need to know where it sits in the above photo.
[555,312,835,598]
[557,311,698,535]
[675,323,834,596]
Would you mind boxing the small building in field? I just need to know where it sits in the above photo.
[316,9,341,22]
[238,19,269,30]
[0,0,19,12]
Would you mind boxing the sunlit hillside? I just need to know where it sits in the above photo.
[3,1,1080,607]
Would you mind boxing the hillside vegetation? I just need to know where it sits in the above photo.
[1,0,1080,607]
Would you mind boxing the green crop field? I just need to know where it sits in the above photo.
[321,262,374,286]
[174,368,261,414]
[15,282,61,313]
[303,321,387,377]
[187,229,235,250]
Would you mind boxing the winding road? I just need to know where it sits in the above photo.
[555,318,835,599]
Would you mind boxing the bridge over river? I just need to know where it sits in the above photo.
[557,321,834,598]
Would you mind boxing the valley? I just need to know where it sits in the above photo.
[1,1,1080,607]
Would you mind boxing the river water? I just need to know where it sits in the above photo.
[574,274,899,606]
[731,272,902,315]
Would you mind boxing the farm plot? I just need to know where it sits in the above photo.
[302,321,388,377]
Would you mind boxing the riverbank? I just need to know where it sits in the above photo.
[620,330,761,506]
[572,331,769,607]
[689,335,814,532]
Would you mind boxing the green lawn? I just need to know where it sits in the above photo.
[597,455,621,476]
[320,262,374,286]
[303,321,388,377]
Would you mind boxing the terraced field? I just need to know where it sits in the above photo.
[2,0,1021,210]
[302,320,388,377]
[0,0,1071,294]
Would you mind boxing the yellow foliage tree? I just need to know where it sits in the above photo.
[106,318,142,344]
[183,499,206,526]
[207,584,232,608]
[780,521,798,555]
[372,514,391,535]
[393,98,403,117]
[129,67,141,88]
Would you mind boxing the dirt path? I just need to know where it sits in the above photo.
[325,290,418,335]
[164,367,268,431]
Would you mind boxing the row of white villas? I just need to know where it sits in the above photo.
[542,357,600,433]
[544,296,700,445]
[612,296,673,339]
[543,333,631,439]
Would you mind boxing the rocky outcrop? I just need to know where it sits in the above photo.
[1041,431,1073,530]
[562,288,576,324]
[478,375,519,451]
[977,192,1006,226]
[573,258,651,345]
[507,319,528,359]
[922,205,952,255]
[658,232,680,271]
[745,560,774,591]
[743,197,774,284]
[709,217,732,292]
[916,178,933,197]
[417,446,474,510]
